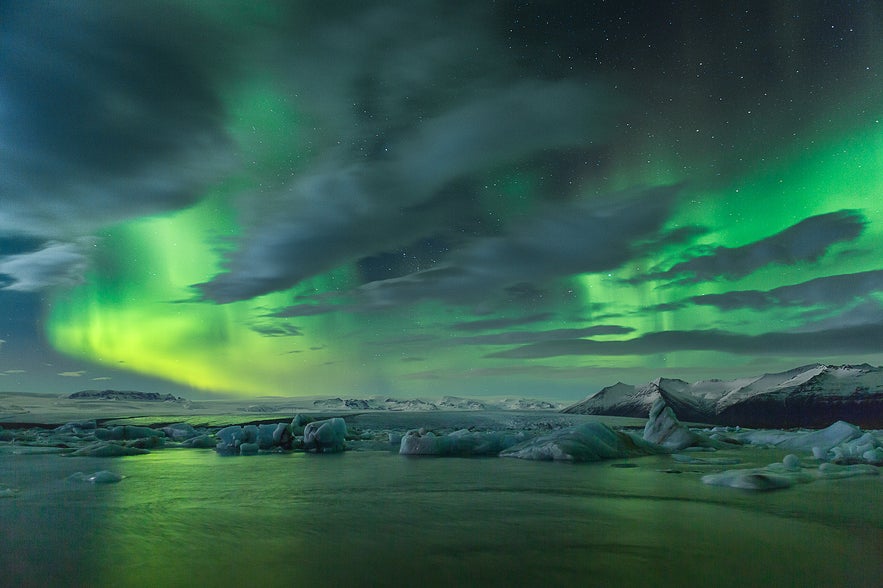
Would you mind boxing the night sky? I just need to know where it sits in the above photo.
[1,1,882,399]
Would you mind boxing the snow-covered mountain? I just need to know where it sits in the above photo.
[309,396,564,412]
[562,364,883,428]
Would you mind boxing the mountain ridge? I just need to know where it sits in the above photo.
[562,363,883,428]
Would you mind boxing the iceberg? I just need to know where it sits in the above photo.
[501,422,659,462]
[399,429,523,456]
[161,423,199,441]
[701,469,797,491]
[303,418,347,453]
[642,398,721,450]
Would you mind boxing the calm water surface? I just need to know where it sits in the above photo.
[2,448,881,587]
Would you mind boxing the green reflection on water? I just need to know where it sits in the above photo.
[72,449,883,588]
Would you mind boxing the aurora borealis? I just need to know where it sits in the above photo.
[2,1,882,399]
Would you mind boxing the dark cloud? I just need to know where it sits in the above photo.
[488,321,883,359]
[196,78,616,303]
[450,313,555,332]
[271,303,346,318]
[249,323,304,337]
[357,185,681,308]
[633,210,867,284]
[793,299,883,333]
[454,325,634,346]
[0,1,234,238]
[690,268,883,311]
[631,225,710,257]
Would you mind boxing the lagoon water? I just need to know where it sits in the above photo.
[2,447,881,587]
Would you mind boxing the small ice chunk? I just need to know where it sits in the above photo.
[70,470,124,484]
[818,462,879,479]
[862,448,883,464]
[54,420,97,434]
[701,469,794,491]
[126,436,165,450]
[399,430,444,455]
[291,414,313,436]
[162,423,199,441]
[272,423,291,446]
[782,454,801,470]
[239,442,260,455]
[181,435,217,449]
[255,424,278,449]
[216,425,243,443]
[242,425,260,444]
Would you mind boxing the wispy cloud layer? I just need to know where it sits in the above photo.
[489,322,883,359]
[633,210,866,284]
[0,240,93,292]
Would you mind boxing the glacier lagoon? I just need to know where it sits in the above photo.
[2,441,881,587]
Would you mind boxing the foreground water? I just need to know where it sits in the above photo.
[2,446,881,588]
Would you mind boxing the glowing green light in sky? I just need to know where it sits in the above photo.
[46,197,358,395]
[45,113,883,396]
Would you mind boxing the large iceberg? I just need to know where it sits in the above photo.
[642,398,722,450]
[399,429,524,456]
[501,421,660,462]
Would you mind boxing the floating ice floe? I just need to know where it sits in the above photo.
[670,454,741,465]
[53,420,97,435]
[95,425,164,441]
[501,421,660,462]
[733,420,883,464]
[399,428,524,456]
[68,470,125,484]
[701,453,878,491]
[68,441,150,457]
[817,462,880,479]
[162,423,199,441]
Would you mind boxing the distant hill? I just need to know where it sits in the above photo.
[562,364,883,428]
[68,390,186,403]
